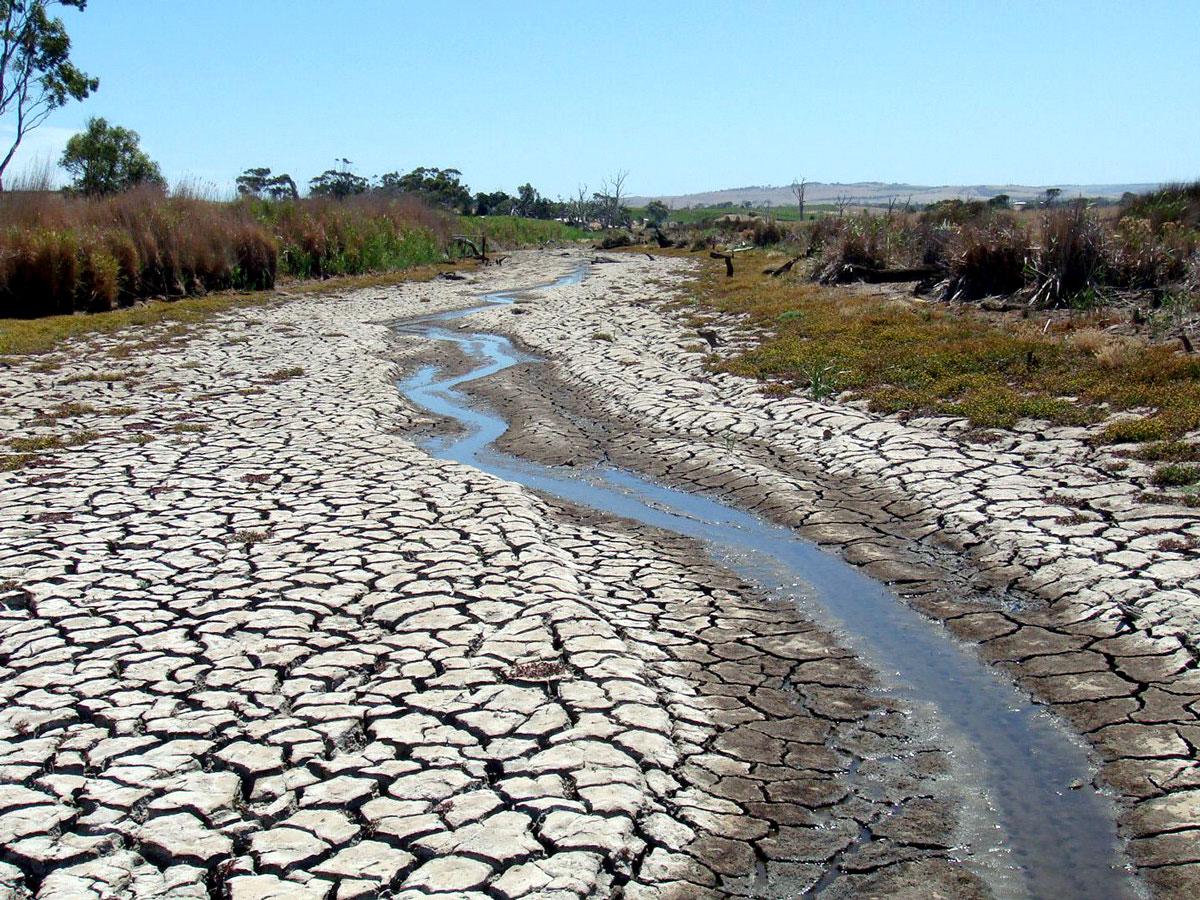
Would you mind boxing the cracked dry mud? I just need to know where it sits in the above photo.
[0,249,1195,898]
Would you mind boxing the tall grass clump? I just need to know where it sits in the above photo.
[0,187,279,317]
[811,212,932,282]
[945,218,1030,300]
[1026,203,1108,306]
[260,194,451,278]
[0,190,460,318]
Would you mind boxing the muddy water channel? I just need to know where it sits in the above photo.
[394,266,1140,899]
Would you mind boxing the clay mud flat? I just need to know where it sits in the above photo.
[0,250,1197,898]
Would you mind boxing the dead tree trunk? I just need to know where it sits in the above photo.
[453,235,488,261]
[710,251,734,277]
[765,257,801,277]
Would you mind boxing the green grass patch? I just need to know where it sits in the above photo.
[636,204,837,225]
[9,435,62,453]
[1152,464,1200,487]
[455,215,588,247]
[264,367,304,382]
[688,249,1200,431]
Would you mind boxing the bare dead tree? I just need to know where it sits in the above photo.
[835,193,851,217]
[596,169,630,229]
[567,182,594,227]
[791,176,807,220]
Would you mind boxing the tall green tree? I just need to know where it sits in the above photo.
[237,166,298,201]
[644,200,669,226]
[309,159,367,198]
[60,116,164,195]
[378,166,472,212]
[0,1,98,189]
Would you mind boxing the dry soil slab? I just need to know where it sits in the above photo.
[459,250,1200,896]
[1,256,985,899]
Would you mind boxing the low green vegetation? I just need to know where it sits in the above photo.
[1152,464,1200,487]
[455,215,588,246]
[685,249,1200,436]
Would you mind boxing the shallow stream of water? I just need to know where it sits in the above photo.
[394,264,1139,899]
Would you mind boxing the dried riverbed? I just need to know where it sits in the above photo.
[0,250,1196,898]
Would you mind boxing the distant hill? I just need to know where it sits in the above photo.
[626,181,1159,209]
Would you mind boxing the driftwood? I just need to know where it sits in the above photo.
[697,328,721,348]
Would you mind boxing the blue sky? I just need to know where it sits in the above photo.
[6,0,1199,197]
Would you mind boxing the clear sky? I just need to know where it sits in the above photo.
[5,0,1198,198]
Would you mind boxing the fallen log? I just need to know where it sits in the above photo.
[826,263,941,284]
[765,256,801,277]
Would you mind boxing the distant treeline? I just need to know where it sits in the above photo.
[238,164,633,228]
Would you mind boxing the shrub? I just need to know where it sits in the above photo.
[597,231,632,250]
[752,218,786,246]
[1130,441,1200,462]
[945,219,1030,300]
[1097,416,1169,445]
[1028,203,1107,307]
[920,199,990,226]
[1121,182,1200,231]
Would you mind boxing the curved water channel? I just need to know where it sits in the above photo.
[394,264,1140,899]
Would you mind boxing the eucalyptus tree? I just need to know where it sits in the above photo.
[0,0,97,188]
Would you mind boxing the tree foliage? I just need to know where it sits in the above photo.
[473,189,514,216]
[379,166,472,212]
[0,0,97,188]
[308,160,369,199]
[644,200,669,226]
[236,166,299,201]
[60,116,164,196]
